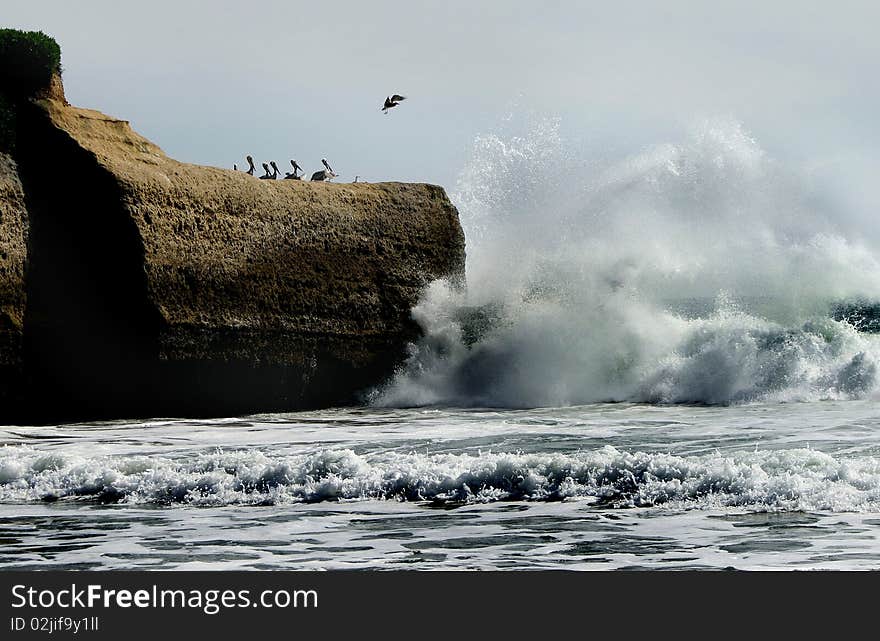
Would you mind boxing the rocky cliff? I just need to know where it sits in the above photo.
[0,76,465,421]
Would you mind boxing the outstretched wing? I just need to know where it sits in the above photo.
[390,94,406,102]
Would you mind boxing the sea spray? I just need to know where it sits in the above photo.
[373,115,880,407]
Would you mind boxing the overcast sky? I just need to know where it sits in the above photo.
[6,1,880,193]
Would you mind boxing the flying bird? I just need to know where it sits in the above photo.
[381,94,406,114]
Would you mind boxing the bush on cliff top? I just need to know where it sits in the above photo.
[0,29,62,97]
[0,29,60,153]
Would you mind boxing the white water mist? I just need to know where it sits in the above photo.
[373,115,880,407]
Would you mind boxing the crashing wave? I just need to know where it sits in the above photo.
[372,115,880,407]
[2,444,879,512]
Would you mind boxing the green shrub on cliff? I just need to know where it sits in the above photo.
[0,29,62,97]
[0,29,61,152]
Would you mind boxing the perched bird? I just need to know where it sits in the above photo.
[381,94,406,113]
[285,159,303,180]
[309,158,337,181]
[270,161,281,179]
[259,162,272,179]
[245,155,256,175]
[310,165,338,182]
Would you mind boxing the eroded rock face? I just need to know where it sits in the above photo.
[0,152,28,402]
[0,77,465,421]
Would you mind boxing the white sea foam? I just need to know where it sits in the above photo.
[2,444,879,512]
[372,116,880,407]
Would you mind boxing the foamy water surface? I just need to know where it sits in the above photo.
[2,401,880,570]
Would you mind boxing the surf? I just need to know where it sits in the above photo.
[371,115,880,408]
[3,442,879,512]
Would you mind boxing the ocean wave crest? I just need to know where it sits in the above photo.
[2,444,879,511]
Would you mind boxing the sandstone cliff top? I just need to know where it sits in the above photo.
[33,79,465,336]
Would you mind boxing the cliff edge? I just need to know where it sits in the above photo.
[1,74,465,421]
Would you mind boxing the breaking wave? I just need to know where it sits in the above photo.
[372,115,880,407]
[2,444,879,511]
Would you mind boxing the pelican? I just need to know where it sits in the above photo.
[245,155,256,175]
[259,162,272,179]
[285,159,303,180]
[322,158,334,174]
[310,168,338,182]
[270,161,281,179]
[381,94,406,114]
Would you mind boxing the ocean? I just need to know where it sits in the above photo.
[2,402,880,570]
[3,116,880,570]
